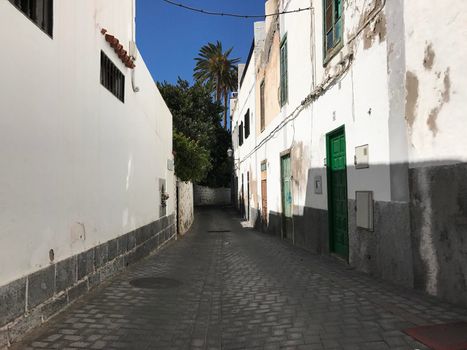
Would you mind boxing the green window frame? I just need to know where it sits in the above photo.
[280,36,288,106]
[260,80,265,132]
[323,0,343,62]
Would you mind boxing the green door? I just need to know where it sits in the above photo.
[280,153,293,240]
[327,128,349,258]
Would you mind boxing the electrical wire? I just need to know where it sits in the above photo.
[236,53,354,166]
[161,0,312,19]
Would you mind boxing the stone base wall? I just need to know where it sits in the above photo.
[409,163,467,307]
[0,214,176,348]
[177,181,194,235]
[348,200,414,288]
[256,207,328,254]
[194,185,231,206]
[247,161,467,308]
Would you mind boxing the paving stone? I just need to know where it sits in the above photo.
[10,207,467,350]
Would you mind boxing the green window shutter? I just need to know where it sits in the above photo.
[284,40,288,103]
[280,37,288,106]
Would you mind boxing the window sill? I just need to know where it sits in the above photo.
[323,41,344,67]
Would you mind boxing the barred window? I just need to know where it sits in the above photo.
[245,109,250,139]
[8,0,53,37]
[239,122,244,146]
[100,51,125,103]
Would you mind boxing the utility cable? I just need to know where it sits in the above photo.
[161,0,312,19]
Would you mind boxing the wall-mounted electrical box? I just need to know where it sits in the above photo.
[314,176,322,194]
[356,191,374,231]
[355,144,369,169]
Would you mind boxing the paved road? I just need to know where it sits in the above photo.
[13,207,467,350]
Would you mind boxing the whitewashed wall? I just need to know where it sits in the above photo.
[177,181,194,235]
[233,0,394,216]
[194,185,231,207]
[404,1,467,166]
[0,0,174,287]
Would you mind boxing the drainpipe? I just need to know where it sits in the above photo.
[131,0,139,93]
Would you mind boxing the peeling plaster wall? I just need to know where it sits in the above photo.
[404,1,467,164]
[177,181,194,236]
[232,0,467,306]
[404,1,467,305]
[0,1,175,287]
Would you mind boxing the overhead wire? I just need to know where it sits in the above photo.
[161,0,312,19]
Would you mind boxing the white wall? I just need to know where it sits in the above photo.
[177,181,194,235]
[404,0,467,166]
[232,45,258,216]
[0,0,174,286]
[194,185,231,207]
[233,0,395,222]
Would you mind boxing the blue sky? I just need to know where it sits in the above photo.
[136,0,265,84]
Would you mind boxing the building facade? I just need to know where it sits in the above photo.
[0,0,175,344]
[231,0,467,307]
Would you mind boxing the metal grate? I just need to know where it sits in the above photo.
[100,51,125,103]
[8,0,53,37]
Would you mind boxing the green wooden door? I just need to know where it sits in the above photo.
[281,154,293,240]
[327,128,349,258]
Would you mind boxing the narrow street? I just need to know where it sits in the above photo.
[12,207,466,350]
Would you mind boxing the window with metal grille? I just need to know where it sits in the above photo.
[280,36,288,106]
[260,80,265,132]
[244,109,250,139]
[239,122,244,146]
[100,51,125,103]
[8,0,53,37]
[324,0,343,61]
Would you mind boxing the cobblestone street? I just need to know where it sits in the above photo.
[13,207,467,350]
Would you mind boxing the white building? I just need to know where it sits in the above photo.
[0,0,175,344]
[231,0,467,307]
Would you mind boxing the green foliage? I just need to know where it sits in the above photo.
[193,41,239,129]
[173,132,211,183]
[200,127,232,188]
[158,79,232,186]
[158,79,222,151]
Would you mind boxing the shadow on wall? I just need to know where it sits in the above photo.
[243,160,467,308]
[194,184,231,207]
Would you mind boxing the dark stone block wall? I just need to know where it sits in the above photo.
[255,207,328,254]
[0,214,176,347]
[348,199,414,288]
[409,162,467,307]
[241,164,467,309]
[293,207,329,254]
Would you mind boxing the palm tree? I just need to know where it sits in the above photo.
[194,41,240,130]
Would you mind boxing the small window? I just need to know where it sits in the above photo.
[9,0,53,37]
[280,37,288,106]
[239,122,244,146]
[100,51,125,103]
[245,109,250,139]
[260,80,265,131]
[323,0,343,61]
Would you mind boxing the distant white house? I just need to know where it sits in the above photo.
[231,0,467,308]
[0,0,175,344]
